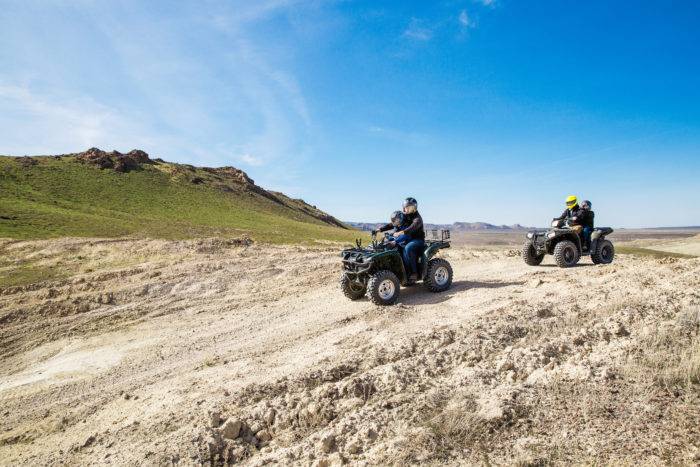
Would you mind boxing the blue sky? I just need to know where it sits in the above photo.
[1,1,699,227]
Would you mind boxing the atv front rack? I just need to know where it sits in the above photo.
[341,250,373,277]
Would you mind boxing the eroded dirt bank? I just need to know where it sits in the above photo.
[1,238,699,465]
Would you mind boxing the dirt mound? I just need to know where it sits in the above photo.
[14,156,38,167]
[75,147,152,173]
[0,240,698,465]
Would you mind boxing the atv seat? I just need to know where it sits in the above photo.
[591,227,613,239]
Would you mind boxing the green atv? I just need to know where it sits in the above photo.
[522,219,615,268]
[340,230,453,306]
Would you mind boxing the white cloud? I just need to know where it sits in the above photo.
[208,0,299,28]
[458,10,474,28]
[475,0,497,7]
[239,153,264,166]
[0,83,150,156]
[403,18,433,41]
[0,0,320,194]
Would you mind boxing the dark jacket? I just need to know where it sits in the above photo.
[556,206,594,229]
[379,211,425,240]
[378,220,408,233]
[579,210,594,229]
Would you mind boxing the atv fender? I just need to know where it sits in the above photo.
[424,241,450,260]
[419,241,450,280]
[371,250,408,284]
[548,233,582,255]
[589,227,613,255]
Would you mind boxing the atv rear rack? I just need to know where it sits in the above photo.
[427,229,451,242]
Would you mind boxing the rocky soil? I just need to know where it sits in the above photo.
[1,238,699,465]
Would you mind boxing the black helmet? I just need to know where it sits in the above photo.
[581,200,592,210]
[402,197,417,214]
[391,210,405,227]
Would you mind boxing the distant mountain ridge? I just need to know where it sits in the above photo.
[346,221,532,232]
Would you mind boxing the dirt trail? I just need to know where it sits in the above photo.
[1,238,699,465]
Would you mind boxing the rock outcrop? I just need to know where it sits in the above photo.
[75,147,153,173]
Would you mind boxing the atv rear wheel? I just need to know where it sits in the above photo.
[367,270,400,306]
[591,239,615,264]
[553,240,580,268]
[424,258,453,292]
[522,240,544,266]
[340,273,366,300]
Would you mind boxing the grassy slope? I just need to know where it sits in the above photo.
[0,156,363,244]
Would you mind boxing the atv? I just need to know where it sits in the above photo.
[522,219,615,268]
[340,229,453,305]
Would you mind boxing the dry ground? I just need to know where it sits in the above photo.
[1,238,699,466]
[624,233,700,257]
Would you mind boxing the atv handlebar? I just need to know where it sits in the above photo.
[552,219,575,228]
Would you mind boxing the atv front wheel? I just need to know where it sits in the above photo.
[367,270,400,306]
[522,240,544,266]
[591,239,615,265]
[424,258,453,292]
[553,240,580,268]
[340,273,366,300]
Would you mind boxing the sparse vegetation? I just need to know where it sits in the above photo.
[624,306,700,389]
[0,261,67,288]
[616,245,695,258]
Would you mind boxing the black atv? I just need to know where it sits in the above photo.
[522,219,615,268]
[340,229,453,306]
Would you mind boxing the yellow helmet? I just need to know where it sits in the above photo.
[565,195,578,209]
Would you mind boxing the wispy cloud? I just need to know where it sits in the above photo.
[458,10,475,29]
[368,125,429,146]
[403,18,433,41]
[0,0,319,193]
[474,0,497,7]
[208,0,299,27]
[0,83,150,156]
[239,153,264,166]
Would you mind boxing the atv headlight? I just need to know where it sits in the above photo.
[547,232,556,239]
[527,233,533,239]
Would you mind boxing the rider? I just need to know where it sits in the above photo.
[579,200,595,250]
[373,197,426,282]
[395,197,425,282]
[376,211,410,246]
[555,195,592,250]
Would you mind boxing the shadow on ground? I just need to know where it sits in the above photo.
[398,279,524,305]
[535,262,596,268]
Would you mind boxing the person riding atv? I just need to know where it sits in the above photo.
[522,195,614,267]
[379,210,410,248]
[373,197,425,283]
[579,200,594,250]
[555,195,593,250]
[341,227,452,305]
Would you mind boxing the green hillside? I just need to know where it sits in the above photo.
[0,150,362,244]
